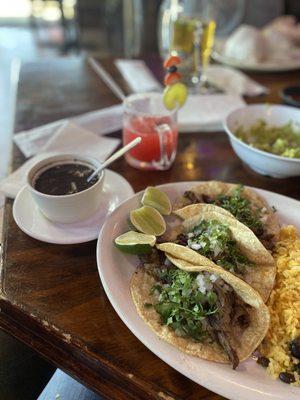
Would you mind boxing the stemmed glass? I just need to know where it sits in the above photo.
[170,0,218,93]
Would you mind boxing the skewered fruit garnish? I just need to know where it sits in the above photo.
[163,55,181,69]
[164,72,182,86]
[163,54,188,110]
[163,82,188,110]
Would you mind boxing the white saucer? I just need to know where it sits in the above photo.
[13,169,134,244]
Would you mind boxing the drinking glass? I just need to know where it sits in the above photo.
[160,0,218,93]
[123,93,178,170]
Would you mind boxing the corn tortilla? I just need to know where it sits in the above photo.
[157,207,275,302]
[131,257,270,365]
[172,181,280,242]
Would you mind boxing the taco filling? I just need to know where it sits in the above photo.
[140,250,251,369]
[182,185,275,250]
[174,219,253,275]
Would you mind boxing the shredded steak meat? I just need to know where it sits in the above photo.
[183,190,203,204]
[207,278,250,369]
[183,190,213,204]
[157,225,183,244]
[140,251,250,369]
[139,248,165,278]
[183,190,275,251]
[174,233,188,246]
[259,233,275,251]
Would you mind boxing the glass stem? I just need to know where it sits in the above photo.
[192,22,203,87]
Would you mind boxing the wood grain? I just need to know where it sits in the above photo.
[1,56,300,400]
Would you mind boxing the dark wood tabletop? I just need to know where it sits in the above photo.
[1,56,300,400]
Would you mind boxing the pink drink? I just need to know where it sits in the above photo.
[123,94,178,170]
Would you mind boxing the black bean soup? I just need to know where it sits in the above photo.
[33,163,99,196]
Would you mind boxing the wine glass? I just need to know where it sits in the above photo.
[170,0,218,93]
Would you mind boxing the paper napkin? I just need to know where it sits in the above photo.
[206,65,268,96]
[0,122,120,198]
[115,59,162,93]
[179,94,245,132]
[14,104,123,158]
[114,58,267,97]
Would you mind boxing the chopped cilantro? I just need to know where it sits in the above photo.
[213,185,263,235]
[151,268,218,341]
[188,219,253,274]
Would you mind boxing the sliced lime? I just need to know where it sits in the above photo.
[141,187,172,216]
[163,82,188,110]
[130,206,166,236]
[114,231,156,254]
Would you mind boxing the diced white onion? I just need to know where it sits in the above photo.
[164,258,172,266]
[209,274,218,282]
[196,273,213,294]
[190,243,201,251]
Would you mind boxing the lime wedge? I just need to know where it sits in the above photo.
[114,231,156,254]
[130,206,166,236]
[141,187,172,215]
[163,82,188,110]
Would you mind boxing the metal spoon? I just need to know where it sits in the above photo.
[87,137,141,182]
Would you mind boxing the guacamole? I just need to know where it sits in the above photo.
[235,120,300,158]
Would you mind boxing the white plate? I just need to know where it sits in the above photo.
[13,169,133,244]
[97,181,300,400]
[212,43,300,72]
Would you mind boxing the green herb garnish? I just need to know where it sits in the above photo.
[151,268,218,341]
[213,185,263,235]
[188,219,253,274]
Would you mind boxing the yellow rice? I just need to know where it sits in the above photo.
[259,225,300,386]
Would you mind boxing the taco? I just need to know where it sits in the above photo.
[173,181,280,250]
[157,208,275,302]
[131,251,269,369]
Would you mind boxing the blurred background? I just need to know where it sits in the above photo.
[1,0,300,64]
[1,1,300,178]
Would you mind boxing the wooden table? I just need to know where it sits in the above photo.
[1,56,300,400]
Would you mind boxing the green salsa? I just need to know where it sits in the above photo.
[235,120,300,158]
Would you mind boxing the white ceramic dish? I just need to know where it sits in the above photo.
[224,104,300,178]
[212,43,300,72]
[27,153,105,223]
[13,169,133,244]
[97,181,300,400]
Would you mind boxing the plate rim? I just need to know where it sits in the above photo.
[96,181,300,400]
[212,49,300,73]
[13,169,134,244]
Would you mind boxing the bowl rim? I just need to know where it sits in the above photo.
[224,104,300,163]
[279,85,300,107]
[27,153,105,199]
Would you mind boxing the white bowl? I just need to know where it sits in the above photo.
[224,104,300,178]
[27,154,105,223]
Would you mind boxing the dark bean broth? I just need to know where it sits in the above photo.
[33,163,99,196]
